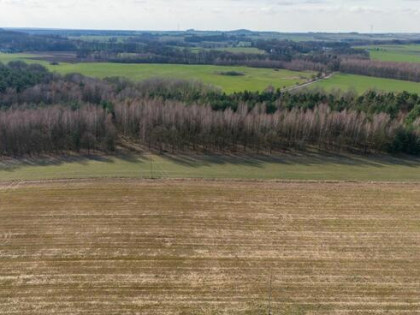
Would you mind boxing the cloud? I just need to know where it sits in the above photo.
[0,0,418,32]
[276,0,329,5]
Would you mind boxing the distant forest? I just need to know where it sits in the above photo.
[2,29,420,82]
[0,62,419,156]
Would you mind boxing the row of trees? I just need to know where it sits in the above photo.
[1,64,420,156]
[0,30,363,72]
[1,99,419,156]
[2,62,420,118]
[5,29,420,82]
[2,64,420,124]
[115,100,420,154]
[0,30,76,52]
[109,78,420,121]
[0,106,115,155]
[340,59,420,82]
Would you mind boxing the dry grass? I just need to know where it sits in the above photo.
[0,179,419,314]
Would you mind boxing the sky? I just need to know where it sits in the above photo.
[0,0,419,33]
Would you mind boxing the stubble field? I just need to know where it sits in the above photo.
[1,179,419,314]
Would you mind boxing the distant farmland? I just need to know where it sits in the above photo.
[0,53,312,93]
[360,44,420,64]
[190,47,266,54]
[46,63,313,93]
[1,180,419,314]
[312,72,420,94]
[2,52,420,94]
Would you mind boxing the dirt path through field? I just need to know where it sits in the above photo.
[282,72,335,92]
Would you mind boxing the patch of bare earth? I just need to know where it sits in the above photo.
[0,180,419,314]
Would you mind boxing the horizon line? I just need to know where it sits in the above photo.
[2,26,420,35]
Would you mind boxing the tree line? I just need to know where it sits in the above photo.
[0,62,52,93]
[4,29,420,85]
[0,105,115,156]
[1,100,419,156]
[115,100,420,154]
[0,30,356,72]
[2,62,420,119]
[339,59,420,82]
[3,64,420,125]
[0,29,76,53]
[0,63,420,156]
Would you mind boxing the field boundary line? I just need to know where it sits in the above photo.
[1,176,420,187]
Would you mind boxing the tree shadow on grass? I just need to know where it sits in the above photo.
[1,151,420,174]
[160,151,420,169]
[0,153,150,172]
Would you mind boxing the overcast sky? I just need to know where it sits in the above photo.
[0,0,419,32]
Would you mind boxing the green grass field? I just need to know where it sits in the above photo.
[0,54,312,93]
[47,63,311,93]
[1,153,420,182]
[313,73,420,94]
[358,44,420,63]
[2,53,420,94]
[0,53,40,64]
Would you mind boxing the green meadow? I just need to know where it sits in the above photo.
[313,73,420,94]
[46,63,312,93]
[359,44,420,64]
[0,53,313,93]
[2,53,420,94]
[0,53,40,64]
[1,153,420,182]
